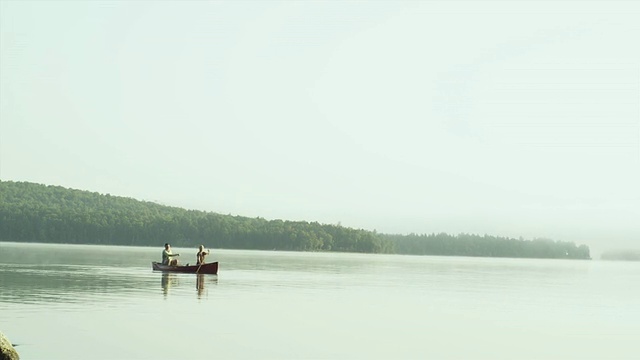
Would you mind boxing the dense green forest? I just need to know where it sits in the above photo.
[0,180,591,259]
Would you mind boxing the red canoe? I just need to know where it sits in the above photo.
[152,261,218,275]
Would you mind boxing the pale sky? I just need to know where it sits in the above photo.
[1,1,639,255]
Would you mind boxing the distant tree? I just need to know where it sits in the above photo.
[601,250,640,261]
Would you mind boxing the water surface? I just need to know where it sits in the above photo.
[1,242,638,359]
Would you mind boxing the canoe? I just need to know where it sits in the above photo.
[152,261,218,275]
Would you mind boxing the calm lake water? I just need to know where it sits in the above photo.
[0,242,638,360]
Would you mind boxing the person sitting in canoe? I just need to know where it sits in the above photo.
[162,243,180,266]
[196,245,210,265]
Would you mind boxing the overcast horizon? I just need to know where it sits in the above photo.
[1,1,639,256]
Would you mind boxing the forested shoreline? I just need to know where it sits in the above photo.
[0,180,591,259]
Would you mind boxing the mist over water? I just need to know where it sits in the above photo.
[1,242,638,360]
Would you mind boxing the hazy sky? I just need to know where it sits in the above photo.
[1,1,639,254]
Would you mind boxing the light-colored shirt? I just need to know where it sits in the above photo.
[162,249,173,265]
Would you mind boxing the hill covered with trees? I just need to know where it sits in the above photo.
[0,180,591,259]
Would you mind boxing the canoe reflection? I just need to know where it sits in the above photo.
[160,272,217,298]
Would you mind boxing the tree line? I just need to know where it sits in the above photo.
[601,250,640,261]
[0,180,590,259]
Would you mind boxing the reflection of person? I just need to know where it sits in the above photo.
[161,273,177,297]
[196,245,210,265]
[162,243,180,266]
[196,273,205,298]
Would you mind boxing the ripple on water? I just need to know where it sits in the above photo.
[0,263,162,307]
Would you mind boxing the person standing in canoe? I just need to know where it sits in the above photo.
[196,245,210,265]
[162,243,180,266]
